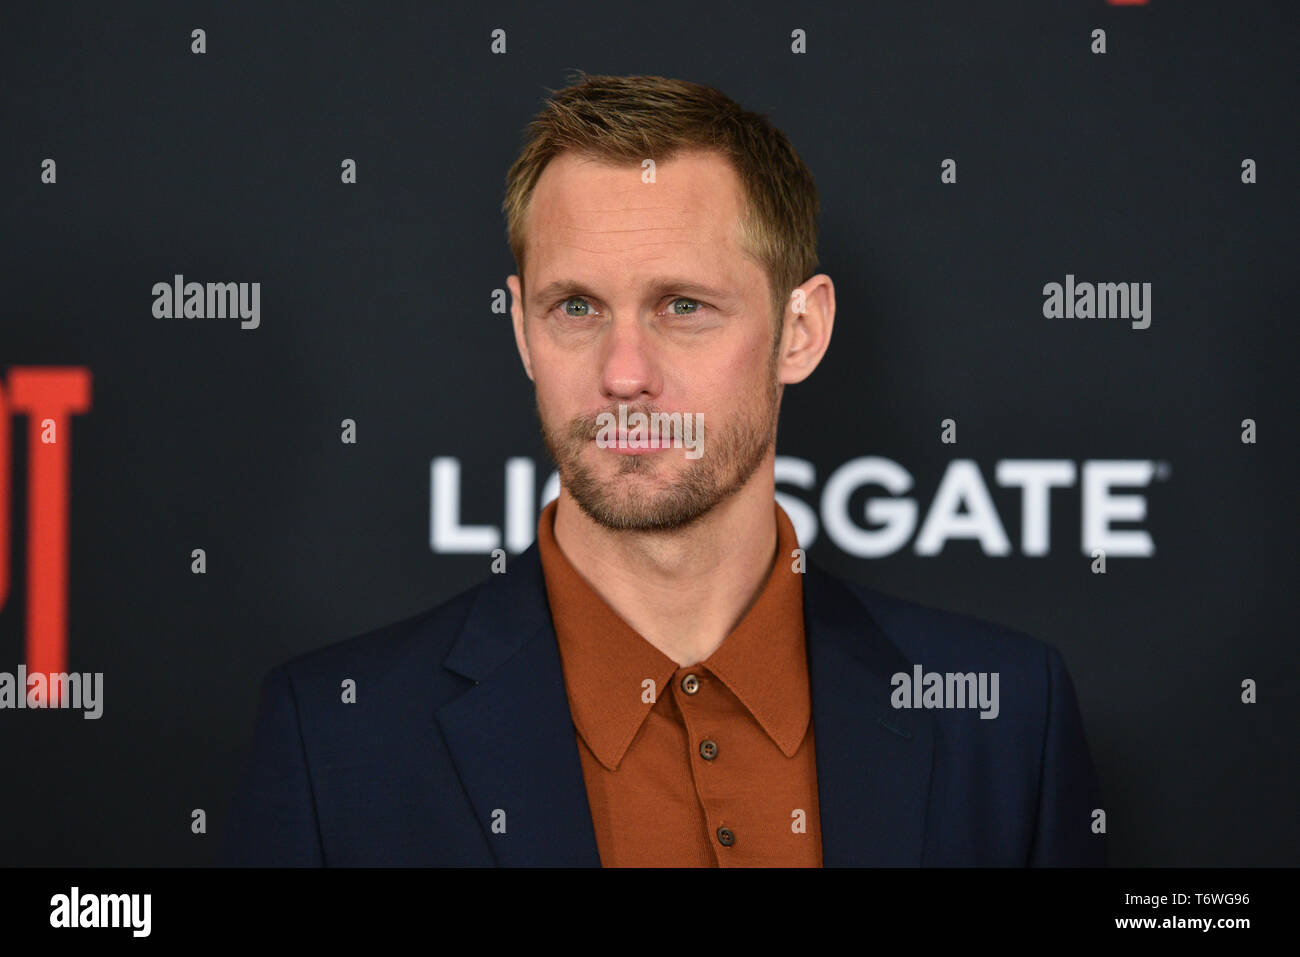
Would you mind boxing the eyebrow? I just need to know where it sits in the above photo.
[528,277,733,308]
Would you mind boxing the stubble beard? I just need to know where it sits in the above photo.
[536,352,782,532]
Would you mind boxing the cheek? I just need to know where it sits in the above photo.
[532,370,585,428]
[715,347,770,395]
[677,344,765,409]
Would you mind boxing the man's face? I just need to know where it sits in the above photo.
[509,148,783,531]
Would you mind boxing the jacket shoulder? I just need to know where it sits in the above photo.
[274,577,486,687]
[838,575,1061,673]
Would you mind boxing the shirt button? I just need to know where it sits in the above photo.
[716,826,735,847]
[699,739,718,760]
[681,673,700,695]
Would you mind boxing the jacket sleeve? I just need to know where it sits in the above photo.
[218,663,326,866]
[1028,645,1107,866]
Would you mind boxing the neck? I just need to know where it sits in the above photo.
[552,464,779,667]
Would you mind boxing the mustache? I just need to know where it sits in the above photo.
[565,404,667,441]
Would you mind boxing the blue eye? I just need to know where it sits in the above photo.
[551,296,706,320]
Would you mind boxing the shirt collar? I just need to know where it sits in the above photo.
[536,497,810,770]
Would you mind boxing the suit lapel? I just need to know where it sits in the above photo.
[433,543,934,867]
[804,562,936,866]
[435,544,601,866]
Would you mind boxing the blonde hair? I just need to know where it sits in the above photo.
[503,71,820,331]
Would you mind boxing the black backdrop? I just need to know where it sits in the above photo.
[1,0,1295,867]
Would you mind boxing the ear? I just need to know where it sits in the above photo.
[508,274,534,382]
[777,274,835,385]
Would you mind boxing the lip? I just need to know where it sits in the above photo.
[591,435,671,455]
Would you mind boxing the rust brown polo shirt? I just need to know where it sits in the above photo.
[535,498,823,867]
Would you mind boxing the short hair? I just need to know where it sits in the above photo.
[502,71,820,334]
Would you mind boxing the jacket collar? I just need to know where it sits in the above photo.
[435,541,934,866]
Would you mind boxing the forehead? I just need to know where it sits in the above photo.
[524,148,750,287]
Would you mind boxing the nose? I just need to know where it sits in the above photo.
[599,314,663,403]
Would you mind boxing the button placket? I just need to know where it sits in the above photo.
[676,667,732,857]
[681,673,718,763]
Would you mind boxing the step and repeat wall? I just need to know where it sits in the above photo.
[1,0,1294,866]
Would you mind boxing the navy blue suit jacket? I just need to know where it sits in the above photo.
[220,543,1106,866]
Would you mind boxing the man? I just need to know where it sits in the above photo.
[221,72,1105,867]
